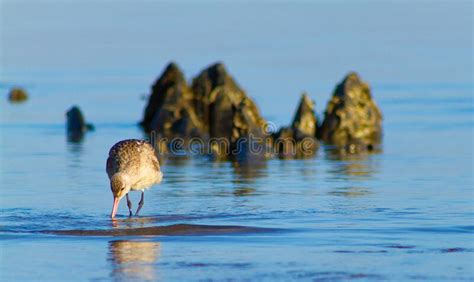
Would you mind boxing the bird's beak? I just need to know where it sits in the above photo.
[111,197,120,218]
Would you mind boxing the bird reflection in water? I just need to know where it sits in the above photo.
[108,240,161,281]
[110,216,157,229]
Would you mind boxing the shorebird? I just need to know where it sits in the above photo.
[107,139,163,218]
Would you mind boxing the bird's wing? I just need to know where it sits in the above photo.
[106,156,115,178]
[152,156,161,172]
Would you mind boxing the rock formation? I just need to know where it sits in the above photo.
[231,97,271,162]
[141,62,203,139]
[141,63,382,160]
[8,87,28,103]
[274,94,319,158]
[191,62,245,134]
[319,72,382,153]
[292,93,318,137]
[142,62,270,160]
[66,106,94,142]
[193,63,269,160]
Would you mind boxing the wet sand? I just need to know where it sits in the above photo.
[45,224,279,236]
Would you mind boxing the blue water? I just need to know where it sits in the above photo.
[1,1,473,281]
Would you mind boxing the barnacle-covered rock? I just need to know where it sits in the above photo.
[142,62,204,138]
[8,87,28,103]
[231,97,271,162]
[319,72,382,153]
[192,63,270,160]
[191,62,244,134]
[274,94,319,158]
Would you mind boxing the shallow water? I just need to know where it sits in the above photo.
[1,1,473,281]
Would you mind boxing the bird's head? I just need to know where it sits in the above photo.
[110,173,131,218]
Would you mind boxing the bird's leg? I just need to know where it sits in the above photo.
[126,194,133,216]
[135,191,144,216]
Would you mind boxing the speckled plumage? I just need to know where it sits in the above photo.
[107,139,162,191]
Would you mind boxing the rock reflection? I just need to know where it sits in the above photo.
[232,160,268,182]
[230,161,267,197]
[162,154,191,167]
[328,186,372,197]
[233,187,257,197]
[66,138,84,175]
[66,131,85,143]
[162,156,195,186]
[108,240,161,281]
[324,147,381,180]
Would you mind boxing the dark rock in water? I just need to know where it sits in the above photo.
[207,87,236,159]
[66,106,94,142]
[273,128,319,159]
[274,94,319,159]
[140,63,383,159]
[191,62,245,134]
[190,63,270,160]
[231,97,271,161]
[8,87,28,103]
[142,62,204,139]
[291,93,318,137]
[142,62,184,128]
[319,72,382,153]
[142,62,271,160]
[273,127,296,159]
[149,87,203,139]
[209,87,235,140]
